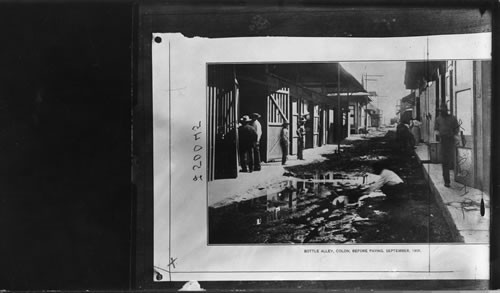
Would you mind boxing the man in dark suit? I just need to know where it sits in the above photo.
[238,115,258,172]
[434,105,459,187]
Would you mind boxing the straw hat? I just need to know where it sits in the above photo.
[240,115,251,122]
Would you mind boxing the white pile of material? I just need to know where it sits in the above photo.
[331,191,386,208]
[357,191,386,206]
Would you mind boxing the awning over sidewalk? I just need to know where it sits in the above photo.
[326,91,371,105]
[401,91,416,105]
[268,63,366,94]
[366,102,380,114]
[268,63,367,106]
[404,61,445,89]
[237,63,368,107]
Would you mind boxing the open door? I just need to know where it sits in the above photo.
[291,98,299,155]
[266,88,289,161]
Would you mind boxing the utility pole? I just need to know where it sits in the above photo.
[362,73,383,131]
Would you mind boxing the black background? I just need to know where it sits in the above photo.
[0,0,497,291]
[0,3,133,290]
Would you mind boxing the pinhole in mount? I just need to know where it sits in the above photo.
[154,36,162,43]
[155,271,163,281]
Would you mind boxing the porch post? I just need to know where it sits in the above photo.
[337,64,341,155]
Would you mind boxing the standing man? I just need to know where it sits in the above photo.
[396,119,415,152]
[280,121,289,165]
[296,117,306,160]
[238,115,257,173]
[250,113,262,171]
[410,118,422,144]
[434,105,459,187]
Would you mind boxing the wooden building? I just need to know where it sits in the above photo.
[404,60,491,192]
[399,92,416,123]
[343,93,372,134]
[366,103,382,128]
[208,63,366,181]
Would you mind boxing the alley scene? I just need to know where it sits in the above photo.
[207,61,490,244]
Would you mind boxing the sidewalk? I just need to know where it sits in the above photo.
[209,144,343,207]
[209,133,386,208]
[415,143,490,243]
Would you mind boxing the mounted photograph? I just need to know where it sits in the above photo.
[207,61,491,245]
[151,30,491,283]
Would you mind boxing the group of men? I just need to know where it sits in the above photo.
[238,113,308,172]
[238,113,262,173]
[279,116,307,165]
[396,119,418,151]
[238,105,459,190]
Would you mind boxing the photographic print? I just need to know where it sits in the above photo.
[151,32,490,282]
[207,61,490,245]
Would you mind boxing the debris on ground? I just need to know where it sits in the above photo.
[209,131,455,244]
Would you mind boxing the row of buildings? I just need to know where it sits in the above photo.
[207,63,382,181]
[400,60,491,193]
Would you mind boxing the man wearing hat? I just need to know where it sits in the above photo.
[250,113,262,171]
[280,121,290,165]
[238,115,258,172]
[434,104,459,187]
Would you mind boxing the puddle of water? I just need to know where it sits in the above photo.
[209,172,388,244]
[351,155,388,161]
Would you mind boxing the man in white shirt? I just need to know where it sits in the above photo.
[250,113,262,171]
[367,161,404,197]
[280,121,289,165]
[296,117,307,160]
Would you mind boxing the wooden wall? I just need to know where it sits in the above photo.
[207,65,239,180]
[419,81,438,144]
[474,61,492,193]
[267,88,290,161]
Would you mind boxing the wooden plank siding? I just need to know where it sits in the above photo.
[313,105,320,146]
[419,80,438,144]
[266,88,290,161]
[480,61,492,194]
[453,60,474,187]
[415,60,491,192]
[291,98,299,155]
[208,64,364,168]
[207,65,239,181]
[473,61,491,193]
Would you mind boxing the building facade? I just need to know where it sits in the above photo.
[207,63,367,181]
[404,60,491,193]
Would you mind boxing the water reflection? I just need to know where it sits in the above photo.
[265,183,297,222]
[209,172,387,244]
